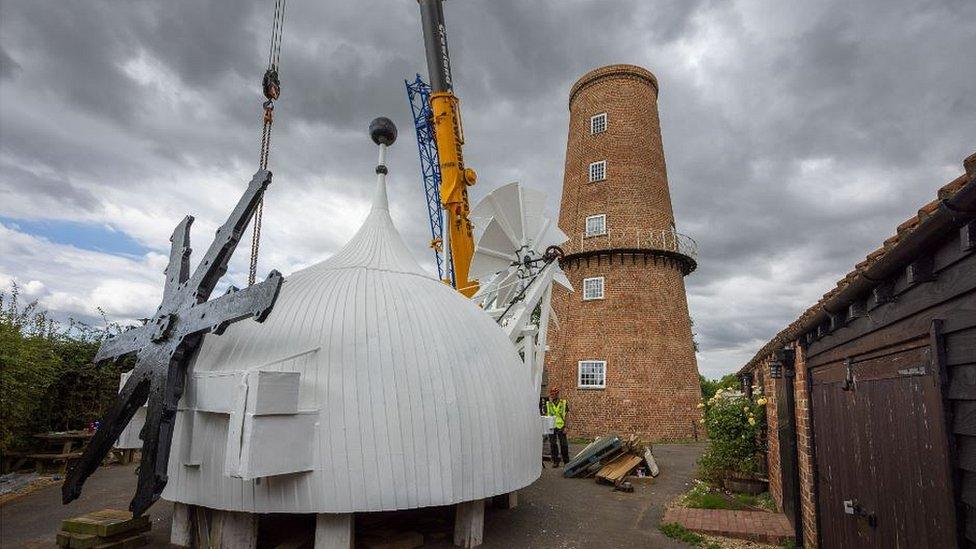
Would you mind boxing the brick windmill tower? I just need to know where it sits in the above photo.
[545,64,701,441]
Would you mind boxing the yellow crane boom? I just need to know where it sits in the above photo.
[417,0,479,297]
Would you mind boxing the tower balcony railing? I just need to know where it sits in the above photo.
[560,228,699,272]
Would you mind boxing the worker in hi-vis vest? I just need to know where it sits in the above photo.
[546,387,571,467]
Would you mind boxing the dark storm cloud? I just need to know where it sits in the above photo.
[0,0,973,377]
[0,45,20,80]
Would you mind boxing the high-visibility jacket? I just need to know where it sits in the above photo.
[546,399,567,429]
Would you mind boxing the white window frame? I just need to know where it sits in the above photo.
[585,214,606,236]
[589,160,606,183]
[578,360,607,389]
[590,112,607,134]
[582,277,605,300]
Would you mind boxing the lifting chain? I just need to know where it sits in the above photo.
[249,0,286,286]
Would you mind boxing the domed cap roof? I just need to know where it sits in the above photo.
[162,154,541,513]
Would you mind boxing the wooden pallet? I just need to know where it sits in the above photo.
[595,454,643,485]
[563,435,622,478]
[58,509,151,549]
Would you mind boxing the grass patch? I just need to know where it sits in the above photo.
[659,523,720,549]
[686,490,737,510]
[682,481,777,512]
[659,522,703,543]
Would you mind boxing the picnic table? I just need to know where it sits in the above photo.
[28,430,94,474]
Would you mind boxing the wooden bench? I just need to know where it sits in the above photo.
[1,451,29,474]
[27,452,83,474]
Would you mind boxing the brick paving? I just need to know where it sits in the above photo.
[662,507,795,544]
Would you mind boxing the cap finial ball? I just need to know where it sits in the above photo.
[369,117,397,146]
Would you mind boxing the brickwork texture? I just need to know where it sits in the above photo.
[545,64,701,441]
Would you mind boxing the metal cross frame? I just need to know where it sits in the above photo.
[61,170,284,516]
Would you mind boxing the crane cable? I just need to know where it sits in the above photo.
[249,0,287,286]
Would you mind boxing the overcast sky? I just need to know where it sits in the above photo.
[1,0,973,377]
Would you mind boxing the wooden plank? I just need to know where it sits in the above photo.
[957,436,976,472]
[807,253,976,363]
[92,533,148,549]
[595,454,642,484]
[453,499,485,549]
[950,364,976,400]
[967,503,976,543]
[209,510,257,549]
[955,401,976,436]
[314,513,354,549]
[61,510,149,538]
[964,473,976,507]
[28,452,83,460]
[947,327,976,367]
[170,502,192,548]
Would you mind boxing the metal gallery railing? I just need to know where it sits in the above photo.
[560,227,698,261]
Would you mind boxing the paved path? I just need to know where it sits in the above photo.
[2,443,705,548]
[663,507,794,544]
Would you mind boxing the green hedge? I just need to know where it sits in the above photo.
[0,288,121,452]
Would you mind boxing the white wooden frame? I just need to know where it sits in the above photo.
[588,160,606,182]
[578,360,607,389]
[590,112,607,134]
[585,214,606,236]
[582,277,604,300]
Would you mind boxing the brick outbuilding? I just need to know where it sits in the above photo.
[738,152,976,548]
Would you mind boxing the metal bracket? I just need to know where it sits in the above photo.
[841,358,855,391]
[843,499,877,528]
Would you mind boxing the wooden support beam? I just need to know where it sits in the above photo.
[906,256,936,286]
[315,513,355,549]
[870,281,895,310]
[492,491,518,510]
[208,510,258,549]
[847,300,866,322]
[454,499,485,548]
[962,222,975,252]
[828,312,845,333]
[170,502,193,548]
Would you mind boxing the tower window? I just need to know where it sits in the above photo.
[590,112,608,134]
[578,360,607,389]
[585,214,606,236]
[582,277,604,300]
[589,160,606,182]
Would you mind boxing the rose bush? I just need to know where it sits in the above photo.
[697,387,766,482]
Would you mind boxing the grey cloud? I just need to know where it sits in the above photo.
[0,0,973,377]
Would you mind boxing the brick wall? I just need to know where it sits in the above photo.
[761,358,783,511]
[544,65,701,441]
[793,344,818,547]
[546,254,701,440]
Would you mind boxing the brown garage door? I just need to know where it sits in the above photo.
[811,337,958,548]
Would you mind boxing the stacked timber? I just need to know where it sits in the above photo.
[57,509,150,549]
[564,435,660,489]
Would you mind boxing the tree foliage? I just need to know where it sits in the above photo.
[699,373,738,401]
[0,285,126,452]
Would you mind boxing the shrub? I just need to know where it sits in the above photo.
[0,287,123,452]
[697,386,767,482]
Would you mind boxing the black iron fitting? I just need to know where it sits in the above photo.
[376,165,388,175]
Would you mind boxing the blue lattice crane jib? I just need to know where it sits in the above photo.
[405,74,456,286]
